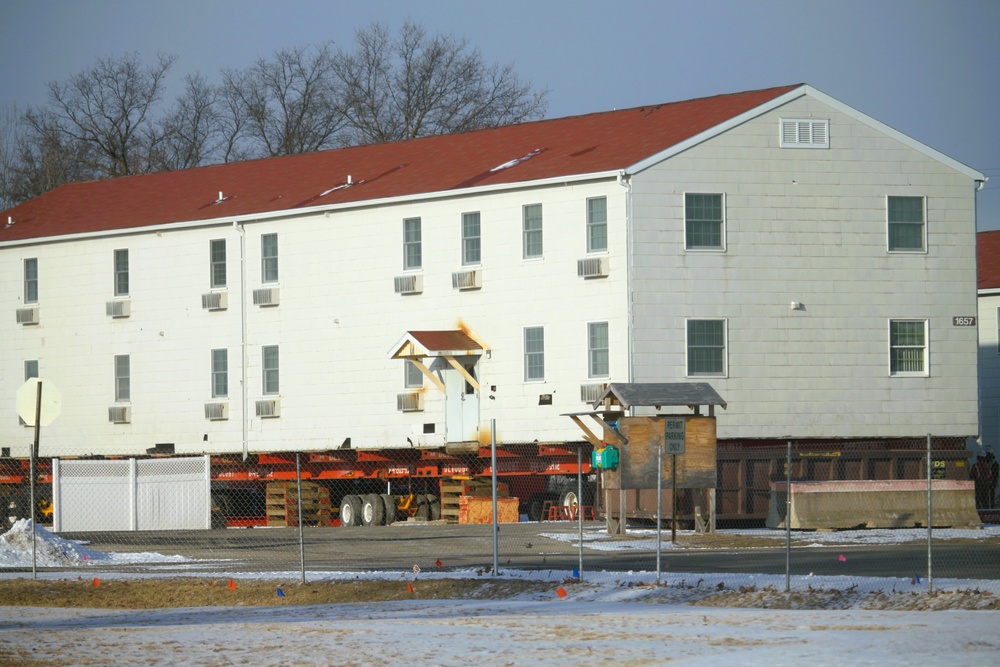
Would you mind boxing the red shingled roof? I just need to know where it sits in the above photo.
[0,85,801,242]
[979,231,1000,290]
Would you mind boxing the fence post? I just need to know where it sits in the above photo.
[656,441,663,584]
[926,433,932,593]
[577,446,584,582]
[785,440,791,593]
[296,453,305,584]
[491,419,499,576]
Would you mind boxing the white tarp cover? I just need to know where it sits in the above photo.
[53,456,211,531]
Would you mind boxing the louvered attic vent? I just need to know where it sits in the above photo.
[780,119,829,148]
[577,256,609,279]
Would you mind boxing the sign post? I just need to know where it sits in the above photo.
[664,418,686,543]
[16,378,62,579]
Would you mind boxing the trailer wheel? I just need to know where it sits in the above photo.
[425,494,441,521]
[361,493,385,527]
[380,494,396,525]
[559,482,595,516]
[340,494,362,526]
[414,495,430,520]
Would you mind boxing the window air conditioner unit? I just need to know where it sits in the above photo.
[16,307,39,325]
[577,257,609,279]
[204,402,229,421]
[201,291,229,311]
[580,383,609,403]
[255,398,281,418]
[106,299,131,318]
[396,392,424,412]
[253,287,279,306]
[394,274,423,295]
[451,269,482,290]
[108,406,131,424]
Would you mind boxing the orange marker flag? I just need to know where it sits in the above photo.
[407,582,415,594]
[93,577,100,587]
[228,578,237,591]
[556,586,567,599]
[435,559,443,568]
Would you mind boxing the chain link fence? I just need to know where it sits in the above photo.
[2,435,998,594]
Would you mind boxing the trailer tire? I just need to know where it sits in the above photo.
[424,494,441,521]
[361,493,385,527]
[414,495,430,520]
[380,494,396,525]
[340,494,362,527]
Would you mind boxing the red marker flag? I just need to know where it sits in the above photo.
[435,559,443,568]
[838,554,847,562]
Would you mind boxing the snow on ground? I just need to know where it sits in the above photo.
[1,521,998,666]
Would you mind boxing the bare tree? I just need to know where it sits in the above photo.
[335,21,547,144]
[148,73,222,171]
[220,43,347,158]
[2,22,548,207]
[6,106,95,204]
[27,52,177,179]
[0,103,20,208]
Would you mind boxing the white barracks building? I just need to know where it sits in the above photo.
[0,84,986,461]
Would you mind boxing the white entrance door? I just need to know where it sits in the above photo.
[445,360,480,443]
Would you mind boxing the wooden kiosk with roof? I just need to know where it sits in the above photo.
[565,383,727,534]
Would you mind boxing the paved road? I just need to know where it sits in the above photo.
[42,521,1000,581]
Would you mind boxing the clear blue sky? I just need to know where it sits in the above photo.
[1,0,997,230]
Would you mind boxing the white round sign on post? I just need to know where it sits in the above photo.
[16,377,62,427]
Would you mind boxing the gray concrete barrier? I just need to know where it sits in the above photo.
[766,480,980,530]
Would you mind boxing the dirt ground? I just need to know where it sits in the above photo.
[2,577,998,612]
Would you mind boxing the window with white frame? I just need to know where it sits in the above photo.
[780,118,829,148]
[114,354,130,402]
[587,197,607,253]
[403,217,422,270]
[210,239,227,288]
[462,212,481,265]
[889,320,927,375]
[687,319,727,376]
[262,345,280,395]
[685,193,725,250]
[19,360,39,425]
[405,360,424,388]
[523,204,543,258]
[588,322,609,378]
[261,233,279,282]
[524,326,545,381]
[113,249,129,296]
[887,196,925,252]
[211,349,228,398]
[24,258,38,304]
